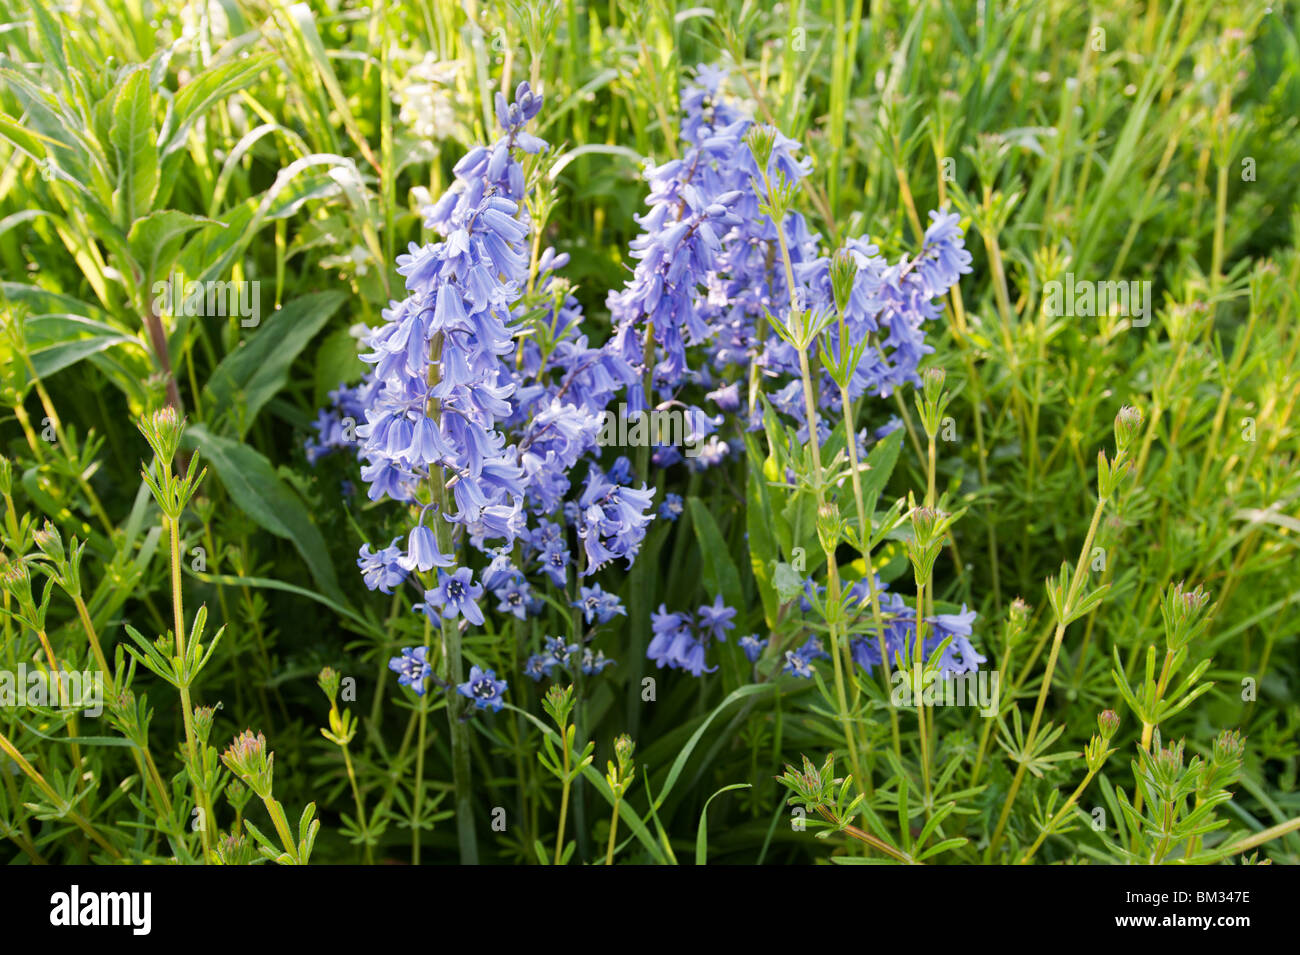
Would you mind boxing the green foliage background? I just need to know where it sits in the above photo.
[0,0,1297,864]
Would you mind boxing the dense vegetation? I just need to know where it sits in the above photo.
[1,0,1297,865]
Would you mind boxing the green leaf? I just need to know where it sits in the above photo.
[127,210,220,287]
[653,683,773,810]
[166,54,276,154]
[859,426,903,517]
[743,433,780,629]
[686,497,744,611]
[183,424,344,603]
[22,315,142,380]
[695,783,750,865]
[108,68,158,225]
[313,325,363,407]
[1065,582,1111,625]
[205,290,347,437]
[25,0,67,78]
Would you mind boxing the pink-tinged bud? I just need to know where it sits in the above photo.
[1114,405,1143,454]
[1213,729,1246,764]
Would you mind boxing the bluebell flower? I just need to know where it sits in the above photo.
[575,465,655,573]
[606,455,634,485]
[646,604,718,676]
[696,595,737,642]
[706,381,741,412]
[658,493,684,521]
[493,573,532,620]
[350,83,548,613]
[538,539,569,587]
[739,634,767,662]
[842,587,984,679]
[421,567,485,625]
[523,654,547,682]
[400,521,455,572]
[782,636,829,678]
[582,648,615,675]
[926,604,985,676]
[458,665,507,712]
[358,538,409,594]
[389,646,433,694]
[573,583,625,624]
[542,636,579,672]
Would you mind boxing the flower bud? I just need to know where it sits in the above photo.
[909,506,946,545]
[922,366,947,407]
[0,560,34,613]
[32,521,64,564]
[222,729,274,799]
[829,249,857,317]
[1212,729,1246,765]
[1160,581,1213,650]
[743,125,777,177]
[1114,405,1143,455]
[1009,597,1031,626]
[816,501,842,554]
[614,733,635,768]
[1098,709,1120,740]
[138,405,185,466]
[1155,738,1186,777]
[193,705,217,746]
[317,666,341,703]
[215,832,255,866]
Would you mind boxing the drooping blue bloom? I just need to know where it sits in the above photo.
[401,521,455,572]
[389,646,433,695]
[538,539,569,587]
[575,465,655,573]
[358,538,410,594]
[706,381,741,413]
[458,665,507,712]
[350,83,548,618]
[926,605,985,676]
[647,604,716,676]
[493,573,532,620]
[523,654,547,682]
[739,634,767,662]
[542,636,579,670]
[582,648,615,675]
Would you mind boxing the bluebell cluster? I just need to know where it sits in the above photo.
[647,595,738,675]
[831,578,986,677]
[304,373,377,465]
[312,68,983,698]
[605,67,981,680]
[607,65,972,453]
[307,83,652,704]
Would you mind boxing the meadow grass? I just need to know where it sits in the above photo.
[0,0,1297,865]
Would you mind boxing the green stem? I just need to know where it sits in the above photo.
[168,514,214,862]
[554,721,572,865]
[839,381,901,762]
[986,491,1109,860]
